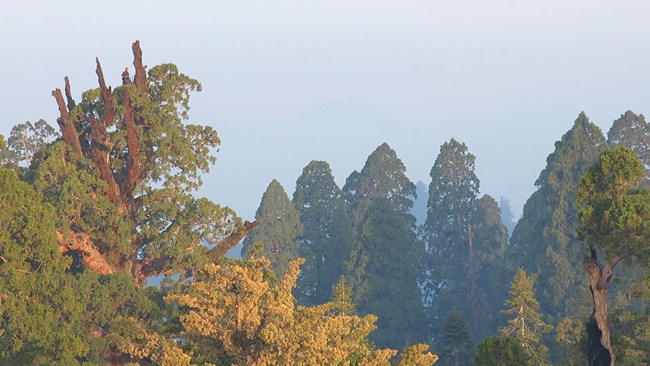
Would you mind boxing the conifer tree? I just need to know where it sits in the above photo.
[0,167,87,364]
[113,258,439,365]
[441,310,473,366]
[422,139,509,341]
[292,160,354,306]
[607,110,649,183]
[508,112,606,320]
[27,41,254,287]
[242,179,303,276]
[473,335,530,366]
[500,268,551,366]
[576,145,650,366]
[347,198,428,349]
[343,142,417,224]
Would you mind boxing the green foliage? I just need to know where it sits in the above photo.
[440,310,473,366]
[576,145,650,258]
[292,160,354,306]
[0,167,88,364]
[607,110,649,184]
[422,139,507,341]
[422,138,480,310]
[347,198,428,349]
[242,179,303,276]
[473,335,530,366]
[343,142,416,223]
[508,112,606,320]
[500,268,551,366]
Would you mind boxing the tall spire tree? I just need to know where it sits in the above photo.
[242,179,303,276]
[343,142,417,224]
[346,198,428,349]
[292,160,354,306]
[607,110,649,184]
[507,112,606,320]
[421,138,480,327]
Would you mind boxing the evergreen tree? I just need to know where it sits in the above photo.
[242,179,303,276]
[507,112,606,320]
[441,310,473,366]
[500,268,551,366]
[607,110,649,184]
[422,139,509,342]
[576,145,650,365]
[473,335,530,366]
[0,167,87,364]
[115,258,439,365]
[347,198,428,349]
[412,180,429,226]
[498,197,516,236]
[292,160,354,306]
[28,41,253,287]
[467,194,510,339]
[343,142,417,224]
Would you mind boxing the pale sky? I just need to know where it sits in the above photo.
[2,1,650,220]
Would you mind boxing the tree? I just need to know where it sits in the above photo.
[343,142,417,223]
[607,110,649,184]
[441,310,473,366]
[500,268,551,365]
[0,167,88,364]
[467,195,510,339]
[5,119,58,167]
[112,258,438,365]
[33,41,254,285]
[346,198,428,349]
[498,197,516,236]
[473,336,530,366]
[421,139,480,309]
[508,112,606,320]
[576,145,650,366]
[242,179,303,276]
[292,160,354,306]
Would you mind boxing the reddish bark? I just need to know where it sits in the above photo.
[52,88,82,155]
[582,252,627,366]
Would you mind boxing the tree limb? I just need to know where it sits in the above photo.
[56,230,116,275]
[132,41,147,93]
[64,76,76,112]
[52,87,82,155]
[206,220,258,261]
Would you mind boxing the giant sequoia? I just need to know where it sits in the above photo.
[576,146,650,366]
[43,41,254,285]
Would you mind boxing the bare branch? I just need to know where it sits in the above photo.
[52,87,82,155]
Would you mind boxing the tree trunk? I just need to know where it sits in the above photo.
[582,255,617,366]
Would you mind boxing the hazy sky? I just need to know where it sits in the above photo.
[2,1,650,220]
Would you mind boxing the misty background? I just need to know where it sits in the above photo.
[2,0,649,220]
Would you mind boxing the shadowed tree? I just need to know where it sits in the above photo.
[576,145,650,366]
[508,113,606,320]
[607,110,649,184]
[473,335,530,366]
[346,198,428,349]
[34,41,254,285]
[343,142,417,224]
[292,160,354,306]
[242,179,303,276]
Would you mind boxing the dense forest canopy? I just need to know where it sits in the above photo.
[1,41,650,366]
